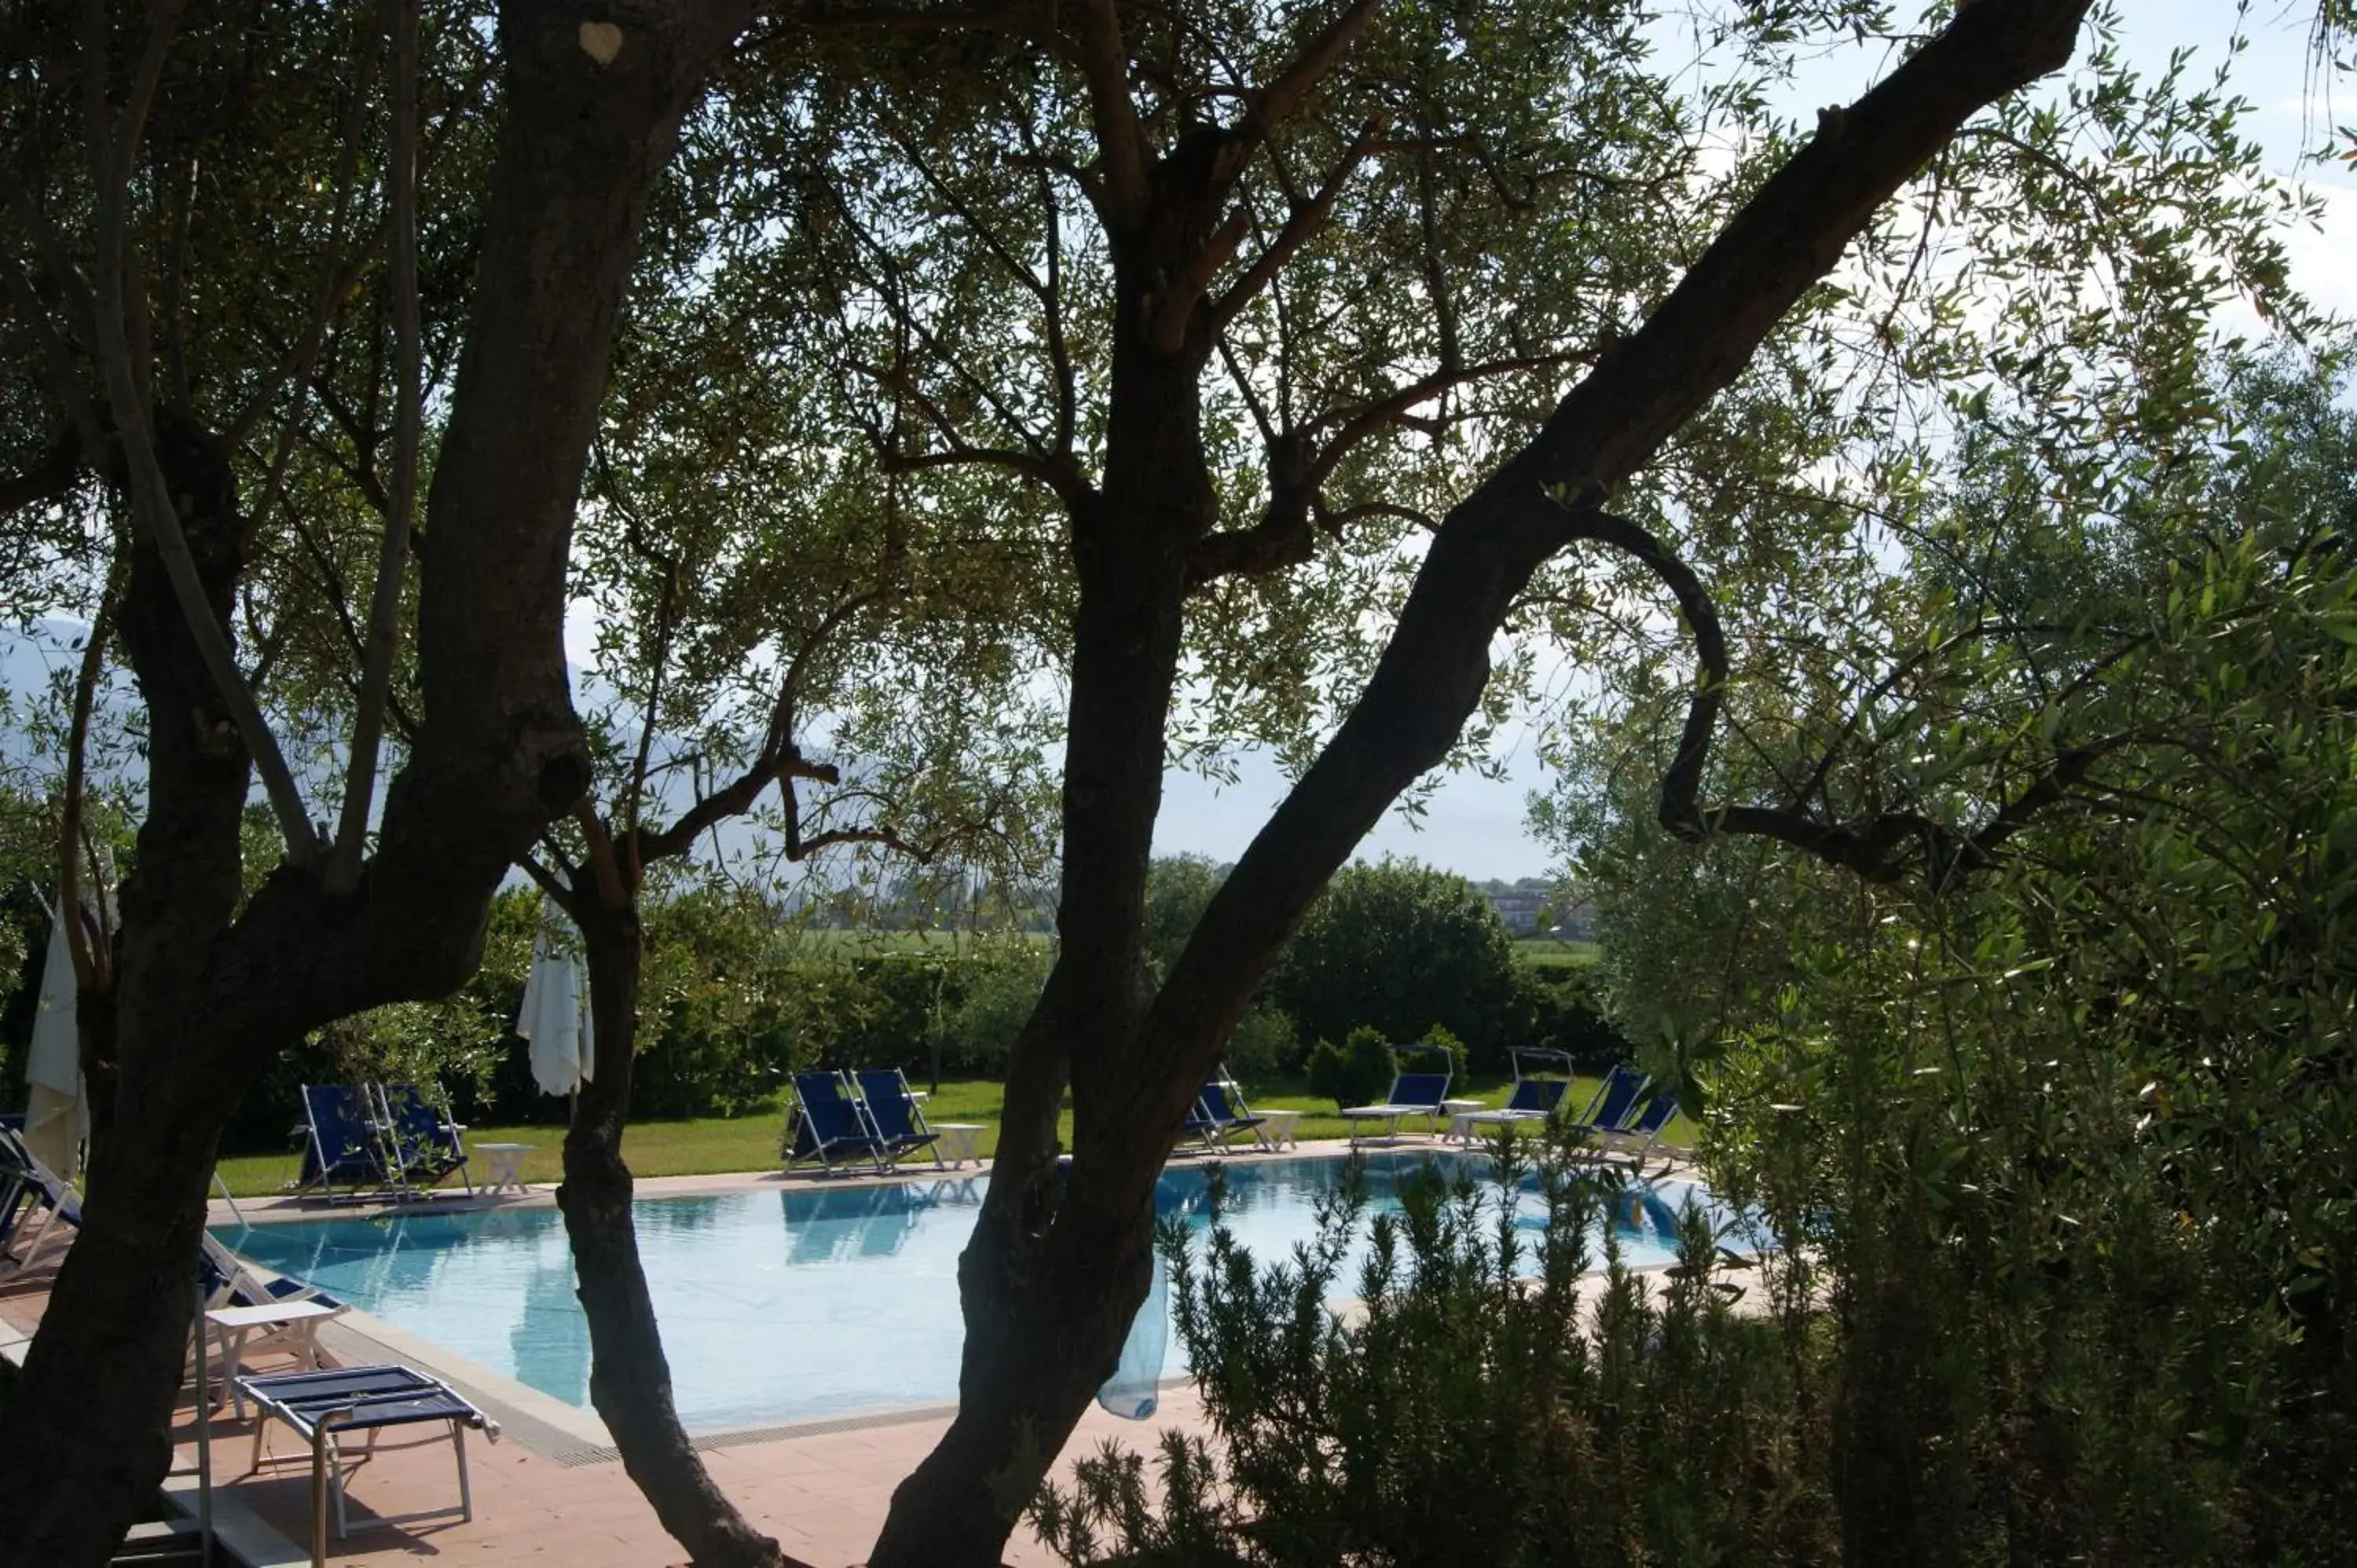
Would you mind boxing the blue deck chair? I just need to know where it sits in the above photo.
[1340,1045,1457,1145]
[784,1071,886,1175]
[236,1363,499,1554]
[1568,1064,1651,1136]
[295,1084,394,1201]
[376,1083,472,1196]
[0,1126,36,1255]
[1589,1091,1681,1171]
[1456,1047,1575,1141]
[1183,1072,1269,1152]
[0,1125,81,1266]
[852,1068,944,1169]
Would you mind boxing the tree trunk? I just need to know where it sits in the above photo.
[869,1176,1153,1567]
[0,415,260,1567]
[872,256,1211,1567]
[870,8,2094,1565]
[75,969,119,1149]
[559,900,800,1568]
[0,8,757,1561]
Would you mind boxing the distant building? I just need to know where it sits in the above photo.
[1482,888,1549,936]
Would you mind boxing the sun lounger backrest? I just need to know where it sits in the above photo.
[1199,1082,1252,1124]
[1505,1077,1568,1115]
[382,1084,453,1143]
[794,1072,865,1141]
[853,1069,929,1141]
[1626,1092,1678,1137]
[299,1084,382,1178]
[1388,1072,1450,1111]
[1580,1066,1649,1131]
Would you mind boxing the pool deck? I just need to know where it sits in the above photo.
[7,1138,1699,1566]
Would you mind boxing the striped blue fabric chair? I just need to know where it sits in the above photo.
[852,1068,944,1169]
[376,1083,472,1195]
[295,1084,396,1202]
[784,1071,886,1175]
[1184,1073,1270,1152]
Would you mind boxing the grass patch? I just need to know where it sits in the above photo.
[212,1072,1688,1196]
[1512,937,1600,967]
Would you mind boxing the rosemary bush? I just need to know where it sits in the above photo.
[1032,1141,1835,1567]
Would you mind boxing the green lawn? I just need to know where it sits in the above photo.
[1512,937,1600,967]
[212,1073,1688,1196]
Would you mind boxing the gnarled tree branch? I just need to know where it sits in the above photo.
[81,0,324,864]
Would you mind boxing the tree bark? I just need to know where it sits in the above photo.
[0,413,262,1564]
[0,6,755,1563]
[871,5,2095,1565]
[871,211,1219,1568]
[560,900,802,1568]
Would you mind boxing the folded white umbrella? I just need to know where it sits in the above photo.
[516,911,595,1097]
[24,910,89,1178]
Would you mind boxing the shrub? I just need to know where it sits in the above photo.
[1222,1000,1298,1081]
[1031,1147,1833,1566]
[1512,962,1632,1074]
[1305,1026,1395,1111]
[937,943,1050,1074]
[1270,859,1522,1072]
[1413,1022,1470,1088]
[1143,855,1226,976]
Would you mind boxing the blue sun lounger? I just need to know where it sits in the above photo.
[1184,1073,1269,1152]
[785,1071,886,1175]
[1341,1044,1456,1145]
[0,1125,81,1266]
[1589,1090,1681,1171]
[376,1083,472,1196]
[236,1363,498,1553]
[1453,1047,1576,1141]
[1569,1064,1651,1137]
[198,1233,349,1416]
[295,1084,396,1202]
[852,1068,944,1170]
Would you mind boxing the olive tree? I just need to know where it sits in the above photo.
[0,2,775,1560]
[735,5,2167,1563]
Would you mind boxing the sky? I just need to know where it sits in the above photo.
[1131,2,2357,882]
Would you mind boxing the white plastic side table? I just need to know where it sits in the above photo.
[1440,1100,1486,1145]
[205,1299,341,1417]
[1258,1108,1303,1150]
[474,1142,533,1195]
[933,1123,984,1168]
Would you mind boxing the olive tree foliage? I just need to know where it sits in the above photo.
[772,0,1770,771]
[1540,323,2357,1561]
[1528,13,2319,1008]
[669,4,2225,1563]
[0,0,505,1130]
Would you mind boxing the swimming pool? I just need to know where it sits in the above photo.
[215,1152,1721,1431]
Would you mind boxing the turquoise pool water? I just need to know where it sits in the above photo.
[214,1152,1720,1430]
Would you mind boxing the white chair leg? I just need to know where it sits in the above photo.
[453,1421,472,1522]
